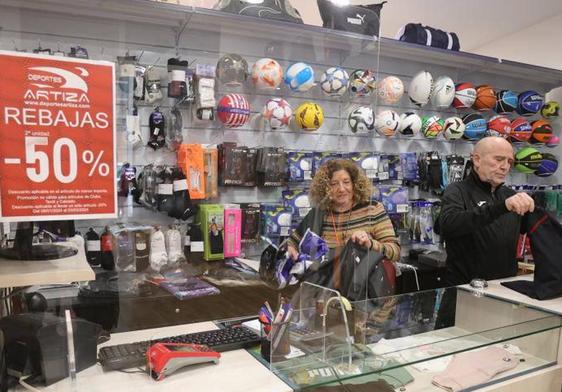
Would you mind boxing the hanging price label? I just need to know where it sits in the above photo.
[0,51,116,221]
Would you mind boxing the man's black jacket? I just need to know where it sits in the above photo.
[439,171,520,285]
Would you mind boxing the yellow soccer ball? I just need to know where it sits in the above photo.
[295,102,324,131]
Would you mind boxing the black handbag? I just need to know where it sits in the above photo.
[397,23,460,51]
[304,240,393,301]
[317,0,385,37]
[213,0,303,24]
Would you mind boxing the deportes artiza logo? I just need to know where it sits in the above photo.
[3,64,110,129]
[25,66,90,105]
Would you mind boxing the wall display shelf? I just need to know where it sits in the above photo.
[0,0,559,252]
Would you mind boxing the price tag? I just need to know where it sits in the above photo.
[378,172,389,181]
[397,204,409,213]
[86,240,101,252]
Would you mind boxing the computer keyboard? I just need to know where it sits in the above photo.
[98,325,261,371]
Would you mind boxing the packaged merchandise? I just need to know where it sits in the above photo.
[282,188,311,219]
[170,167,195,220]
[287,152,314,182]
[195,63,216,121]
[177,144,205,199]
[156,166,174,214]
[110,224,152,272]
[379,186,409,214]
[166,105,183,151]
[243,147,258,187]
[165,226,185,264]
[241,203,261,243]
[349,152,379,179]
[144,65,162,103]
[261,204,293,238]
[167,57,188,99]
[199,204,225,261]
[223,207,242,258]
[118,163,138,198]
[204,147,218,199]
[256,147,287,187]
[219,143,245,186]
[150,227,168,272]
[84,228,101,266]
[100,226,115,270]
[400,152,419,182]
[147,107,166,150]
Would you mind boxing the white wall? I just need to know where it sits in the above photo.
[471,13,562,71]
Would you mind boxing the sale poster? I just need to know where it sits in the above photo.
[0,50,116,222]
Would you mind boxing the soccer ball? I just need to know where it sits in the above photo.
[349,69,376,97]
[443,116,465,140]
[375,110,400,137]
[320,67,349,96]
[398,112,422,136]
[284,62,315,92]
[251,58,283,90]
[295,102,324,131]
[348,106,374,133]
[377,76,404,104]
[262,98,292,130]
[217,93,251,128]
[421,115,444,138]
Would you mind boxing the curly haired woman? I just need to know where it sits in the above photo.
[285,159,400,289]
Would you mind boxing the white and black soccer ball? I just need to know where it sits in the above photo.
[348,106,375,133]
[443,116,465,140]
[408,70,433,107]
[398,112,422,136]
[431,76,456,108]
[262,98,292,130]
[320,67,349,97]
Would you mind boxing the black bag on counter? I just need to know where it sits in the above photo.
[317,0,385,37]
[213,0,303,24]
[502,208,562,300]
[397,23,460,51]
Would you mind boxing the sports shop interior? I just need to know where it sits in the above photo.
[1,0,562,391]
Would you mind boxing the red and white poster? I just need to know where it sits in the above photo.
[0,51,116,222]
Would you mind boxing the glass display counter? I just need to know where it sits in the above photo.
[264,286,562,391]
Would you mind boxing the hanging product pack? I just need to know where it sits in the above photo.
[214,0,303,24]
[397,23,460,51]
[317,0,385,37]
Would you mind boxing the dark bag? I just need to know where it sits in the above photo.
[397,23,460,51]
[214,0,303,24]
[304,240,394,301]
[501,208,562,300]
[317,0,385,37]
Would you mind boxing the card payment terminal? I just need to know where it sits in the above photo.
[147,343,221,380]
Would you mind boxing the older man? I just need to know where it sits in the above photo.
[439,136,535,286]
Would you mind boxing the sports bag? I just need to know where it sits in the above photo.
[317,0,385,37]
[397,23,460,51]
[501,208,562,300]
[213,0,303,24]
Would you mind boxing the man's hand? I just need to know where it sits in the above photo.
[505,193,535,216]
[286,244,299,261]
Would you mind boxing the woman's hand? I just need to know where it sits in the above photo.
[351,230,372,249]
[286,244,299,261]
